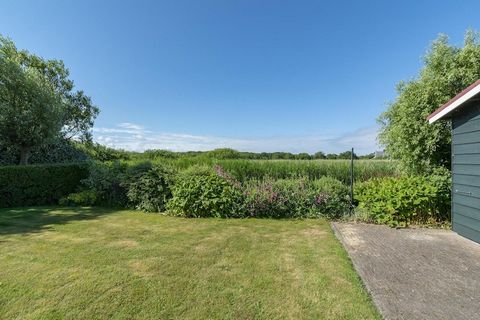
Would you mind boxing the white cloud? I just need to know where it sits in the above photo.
[92,123,380,155]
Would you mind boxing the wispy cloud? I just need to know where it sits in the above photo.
[92,123,380,154]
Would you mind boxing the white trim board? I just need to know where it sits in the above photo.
[429,83,480,123]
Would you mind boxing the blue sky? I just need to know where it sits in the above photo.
[1,1,479,154]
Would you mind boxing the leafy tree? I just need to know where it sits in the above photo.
[358,152,375,160]
[207,148,243,159]
[326,153,338,159]
[0,54,63,164]
[296,152,312,160]
[313,151,326,159]
[0,35,99,164]
[337,150,358,159]
[379,30,480,173]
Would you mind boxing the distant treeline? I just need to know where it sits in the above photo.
[90,146,383,162]
[0,140,383,166]
[140,148,381,161]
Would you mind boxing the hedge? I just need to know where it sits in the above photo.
[0,163,89,207]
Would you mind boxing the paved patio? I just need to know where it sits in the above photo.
[332,222,480,320]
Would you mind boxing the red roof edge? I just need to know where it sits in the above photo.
[427,79,480,120]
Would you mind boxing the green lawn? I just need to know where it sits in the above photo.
[0,207,379,319]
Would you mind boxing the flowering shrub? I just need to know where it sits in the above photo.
[63,162,352,219]
[243,177,350,218]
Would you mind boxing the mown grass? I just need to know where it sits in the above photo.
[0,207,380,319]
[129,158,399,183]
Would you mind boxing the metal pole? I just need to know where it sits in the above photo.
[350,147,354,213]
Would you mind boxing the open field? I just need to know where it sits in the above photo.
[138,159,400,183]
[0,207,380,319]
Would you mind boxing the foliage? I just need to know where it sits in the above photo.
[206,148,243,159]
[0,35,98,164]
[165,159,399,183]
[0,139,90,165]
[379,30,480,173]
[127,164,175,212]
[0,42,64,164]
[81,161,130,207]
[0,163,88,207]
[59,190,97,206]
[123,148,379,162]
[243,177,350,219]
[76,142,131,162]
[355,170,451,227]
[309,177,351,218]
[175,164,215,178]
[337,150,357,159]
[167,171,245,218]
[0,143,18,165]
[0,35,99,141]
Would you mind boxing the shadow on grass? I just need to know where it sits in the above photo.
[0,206,118,236]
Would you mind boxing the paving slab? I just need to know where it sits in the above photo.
[332,222,480,320]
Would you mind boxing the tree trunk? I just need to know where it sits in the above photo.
[19,146,31,165]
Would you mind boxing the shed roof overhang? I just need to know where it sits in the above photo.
[427,79,480,124]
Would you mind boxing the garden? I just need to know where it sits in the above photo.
[0,157,451,227]
[1,26,480,320]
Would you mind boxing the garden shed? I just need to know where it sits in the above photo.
[428,79,480,243]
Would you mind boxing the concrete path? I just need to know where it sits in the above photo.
[332,222,480,320]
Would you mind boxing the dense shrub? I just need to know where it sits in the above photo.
[81,161,130,207]
[243,177,350,219]
[76,142,131,162]
[0,139,89,165]
[0,163,88,207]
[309,177,351,218]
[167,171,245,218]
[59,190,97,206]
[355,170,451,227]
[243,179,291,218]
[176,164,214,178]
[127,164,175,212]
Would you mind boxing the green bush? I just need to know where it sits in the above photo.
[243,179,291,218]
[309,177,351,218]
[167,172,245,218]
[81,161,129,207]
[243,177,350,219]
[176,164,214,178]
[0,139,89,165]
[127,164,175,212]
[59,190,97,206]
[355,171,451,227]
[0,163,88,207]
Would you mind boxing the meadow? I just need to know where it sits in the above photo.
[134,158,400,183]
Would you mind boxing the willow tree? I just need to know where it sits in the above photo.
[0,55,64,164]
[0,35,99,164]
[378,30,480,173]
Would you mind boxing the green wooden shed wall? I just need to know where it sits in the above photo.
[451,100,480,243]
[428,79,480,243]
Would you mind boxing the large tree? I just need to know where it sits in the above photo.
[0,55,64,164]
[0,36,99,164]
[378,30,480,173]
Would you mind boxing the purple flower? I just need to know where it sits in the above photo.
[315,192,329,205]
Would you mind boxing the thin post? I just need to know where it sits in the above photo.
[350,147,354,212]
